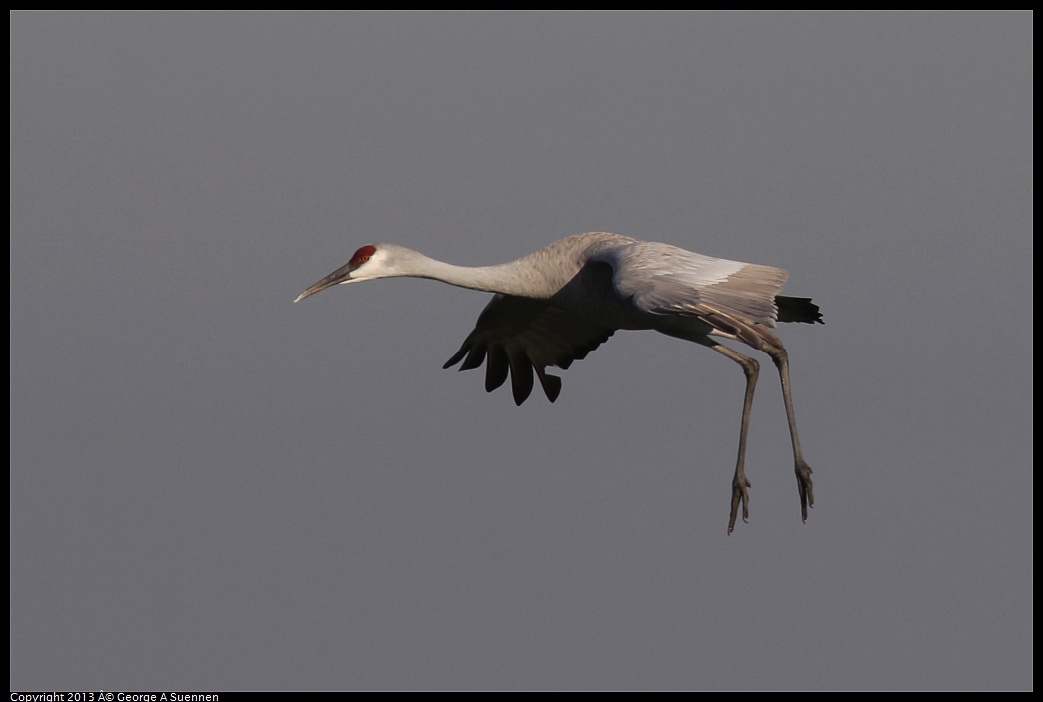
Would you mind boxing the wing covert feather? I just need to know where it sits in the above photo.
[593,242,789,329]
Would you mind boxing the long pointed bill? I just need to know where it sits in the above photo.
[294,262,356,303]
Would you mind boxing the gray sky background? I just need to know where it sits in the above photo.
[10,12,1032,691]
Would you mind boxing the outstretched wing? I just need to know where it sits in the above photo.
[443,294,614,405]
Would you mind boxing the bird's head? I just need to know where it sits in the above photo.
[294,244,404,302]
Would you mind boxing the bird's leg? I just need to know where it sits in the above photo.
[765,344,814,523]
[701,340,759,534]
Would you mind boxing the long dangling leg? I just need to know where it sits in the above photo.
[748,328,814,523]
[697,339,760,534]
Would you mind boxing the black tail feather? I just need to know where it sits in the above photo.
[775,296,823,325]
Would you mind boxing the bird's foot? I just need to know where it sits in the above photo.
[727,476,751,535]
[796,460,814,523]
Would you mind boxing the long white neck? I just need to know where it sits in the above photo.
[381,245,575,299]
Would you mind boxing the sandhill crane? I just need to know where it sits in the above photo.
[295,232,822,533]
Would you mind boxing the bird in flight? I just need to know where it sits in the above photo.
[296,232,822,533]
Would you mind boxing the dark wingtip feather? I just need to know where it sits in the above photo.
[508,355,534,405]
[485,347,509,392]
[536,368,562,403]
[459,345,487,371]
[443,347,467,369]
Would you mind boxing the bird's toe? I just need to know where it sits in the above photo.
[795,461,813,522]
[728,476,752,535]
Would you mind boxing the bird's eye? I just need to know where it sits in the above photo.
[350,245,377,267]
